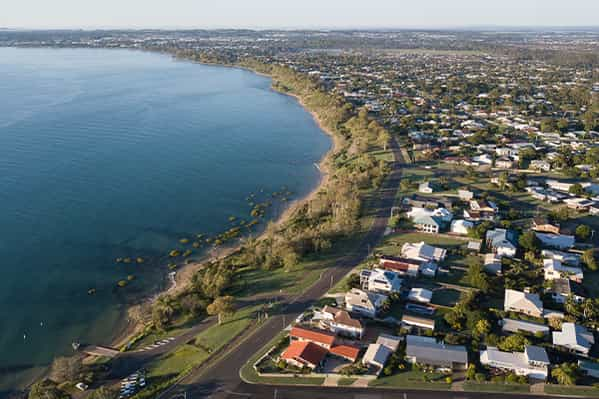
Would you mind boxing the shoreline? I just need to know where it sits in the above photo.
[109,60,341,350]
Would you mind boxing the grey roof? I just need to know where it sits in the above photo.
[501,318,549,334]
[525,346,550,364]
[406,335,468,366]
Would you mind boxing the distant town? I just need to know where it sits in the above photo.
[5,28,599,399]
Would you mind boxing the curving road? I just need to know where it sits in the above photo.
[164,137,406,398]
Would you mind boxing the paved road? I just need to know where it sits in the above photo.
[166,137,406,398]
[207,383,559,399]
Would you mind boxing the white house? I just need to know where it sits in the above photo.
[405,335,468,370]
[450,219,473,235]
[418,181,434,194]
[364,268,403,294]
[486,228,517,258]
[480,346,549,380]
[504,289,543,318]
[401,242,447,262]
[345,288,388,318]
[408,288,433,304]
[319,306,364,339]
[552,323,595,356]
[543,259,583,283]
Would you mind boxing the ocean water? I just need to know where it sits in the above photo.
[0,48,330,383]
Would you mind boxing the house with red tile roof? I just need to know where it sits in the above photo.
[329,344,361,362]
[281,341,328,370]
[289,326,336,349]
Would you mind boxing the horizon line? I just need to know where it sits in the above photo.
[2,24,599,32]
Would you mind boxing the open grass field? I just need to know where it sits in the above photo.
[463,381,531,393]
[368,370,451,390]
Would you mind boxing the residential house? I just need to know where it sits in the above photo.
[281,340,328,370]
[500,318,550,336]
[532,217,561,235]
[480,346,549,380]
[363,268,403,294]
[401,315,435,331]
[362,344,393,370]
[408,288,433,304]
[535,232,575,250]
[504,289,543,318]
[450,219,473,235]
[484,253,503,276]
[345,288,388,318]
[547,278,586,304]
[419,181,435,194]
[543,259,583,283]
[405,335,468,370]
[496,156,515,169]
[542,249,581,266]
[578,360,599,379]
[320,306,364,339]
[362,334,402,371]
[401,242,447,263]
[552,323,595,356]
[378,256,420,277]
[407,207,452,234]
[530,160,551,172]
[564,197,595,211]
[289,326,336,349]
[329,344,361,363]
[486,228,518,258]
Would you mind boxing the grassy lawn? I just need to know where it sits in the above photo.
[368,370,451,390]
[337,377,357,386]
[147,304,260,379]
[544,384,599,397]
[147,344,209,378]
[431,288,462,307]
[463,381,530,393]
[378,233,466,255]
[195,304,259,351]
[251,376,325,385]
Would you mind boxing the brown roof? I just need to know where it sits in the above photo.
[322,306,363,329]
[281,341,328,367]
[290,326,336,346]
[329,345,361,361]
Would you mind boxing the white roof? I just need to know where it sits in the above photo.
[504,289,543,314]
[552,323,595,352]
[401,242,446,262]
[362,343,392,367]
[408,288,433,303]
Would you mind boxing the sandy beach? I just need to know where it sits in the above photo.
[110,68,342,349]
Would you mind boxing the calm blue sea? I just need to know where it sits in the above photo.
[0,47,330,383]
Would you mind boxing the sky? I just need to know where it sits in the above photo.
[2,0,598,30]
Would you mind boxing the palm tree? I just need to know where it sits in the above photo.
[582,299,598,321]
[552,363,578,386]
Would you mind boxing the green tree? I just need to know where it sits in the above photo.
[51,356,82,383]
[569,183,585,196]
[582,249,598,271]
[377,129,392,151]
[576,224,592,241]
[519,231,540,253]
[552,363,579,385]
[28,380,64,399]
[207,295,236,325]
[497,334,530,352]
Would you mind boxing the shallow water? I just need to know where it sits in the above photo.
[0,47,330,384]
